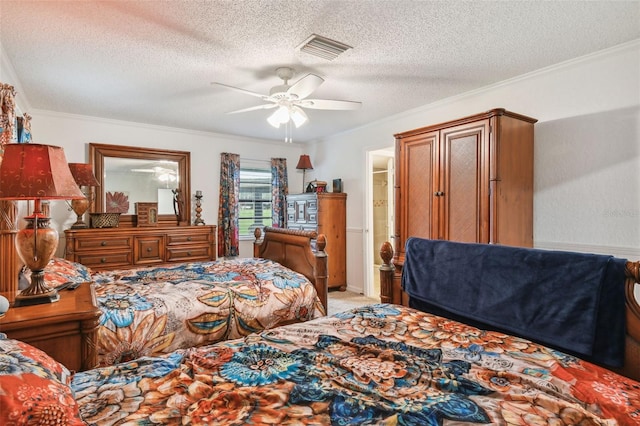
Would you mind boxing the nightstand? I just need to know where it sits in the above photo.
[0,282,101,371]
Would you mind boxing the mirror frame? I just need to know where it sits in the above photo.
[89,143,191,227]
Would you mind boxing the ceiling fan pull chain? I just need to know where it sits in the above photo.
[285,120,292,143]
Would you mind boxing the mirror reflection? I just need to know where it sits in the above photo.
[90,143,191,226]
[103,157,179,215]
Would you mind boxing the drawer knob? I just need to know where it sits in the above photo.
[187,237,192,241]
[147,247,152,252]
[187,251,192,256]
[100,258,106,263]
[101,241,107,246]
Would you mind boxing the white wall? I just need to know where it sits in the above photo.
[10,110,307,258]
[311,40,640,292]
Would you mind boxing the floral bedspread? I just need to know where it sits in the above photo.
[91,258,325,366]
[71,304,640,425]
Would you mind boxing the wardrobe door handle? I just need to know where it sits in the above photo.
[434,191,444,196]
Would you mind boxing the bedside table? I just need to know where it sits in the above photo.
[0,282,101,371]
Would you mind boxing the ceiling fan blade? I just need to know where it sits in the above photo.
[287,74,324,100]
[211,82,268,99]
[227,103,277,114]
[298,99,362,110]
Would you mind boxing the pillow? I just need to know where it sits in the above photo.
[20,257,93,289]
[0,336,85,424]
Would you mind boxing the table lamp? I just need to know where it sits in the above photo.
[0,143,84,306]
[67,163,100,229]
[296,154,313,192]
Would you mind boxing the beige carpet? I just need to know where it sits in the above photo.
[327,290,380,316]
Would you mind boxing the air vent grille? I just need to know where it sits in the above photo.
[297,34,352,61]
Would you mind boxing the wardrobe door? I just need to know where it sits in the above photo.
[439,120,491,243]
[396,131,439,255]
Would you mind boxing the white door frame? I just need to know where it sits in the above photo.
[363,146,394,298]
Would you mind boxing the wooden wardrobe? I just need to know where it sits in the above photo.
[382,108,537,304]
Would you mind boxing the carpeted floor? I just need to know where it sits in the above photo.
[327,290,379,316]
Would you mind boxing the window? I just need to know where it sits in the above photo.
[239,164,272,238]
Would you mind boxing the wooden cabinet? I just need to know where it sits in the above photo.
[383,109,536,303]
[65,225,217,270]
[0,282,101,371]
[287,193,347,290]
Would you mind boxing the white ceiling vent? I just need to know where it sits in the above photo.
[297,34,352,60]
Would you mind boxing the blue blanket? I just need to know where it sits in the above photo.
[401,238,627,367]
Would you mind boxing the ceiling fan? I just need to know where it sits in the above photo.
[211,67,361,129]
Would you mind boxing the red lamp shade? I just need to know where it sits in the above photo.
[0,143,85,200]
[296,154,313,170]
[0,143,84,306]
[68,163,100,187]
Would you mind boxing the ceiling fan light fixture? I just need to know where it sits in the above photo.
[297,34,352,61]
[267,106,290,128]
[290,106,308,128]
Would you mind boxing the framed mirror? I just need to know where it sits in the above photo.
[90,143,191,227]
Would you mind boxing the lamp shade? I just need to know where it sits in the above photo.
[267,106,290,128]
[68,163,100,187]
[296,154,313,170]
[0,143,84,200]
[290,106,308,128]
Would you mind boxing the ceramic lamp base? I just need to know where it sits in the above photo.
[14,212,60,306]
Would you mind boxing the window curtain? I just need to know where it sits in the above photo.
[0,83,18,231]
[270,158,288,228]
[0,83,17,156]
[218,153,240,257]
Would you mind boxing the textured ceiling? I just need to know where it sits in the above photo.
[1,1,639,144]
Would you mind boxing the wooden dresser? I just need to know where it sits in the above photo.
[383,109,536,304]
[0,282,101,371]
[286,193,347,290]
[64,225,217,270]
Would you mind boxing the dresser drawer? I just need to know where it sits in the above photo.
[166,246,212,262]
[76,252,132,269]
[65,225,217,271]
[287,224,318,233]
[74,236,132,251]
[134,236,165,265]
[167,232,211,245]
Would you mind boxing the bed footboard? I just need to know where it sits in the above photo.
[254,227,328,311]
[622,262,640,381]
[379,241,640,382]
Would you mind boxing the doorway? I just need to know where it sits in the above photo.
[365,147,394,299]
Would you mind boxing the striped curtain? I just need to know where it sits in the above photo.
[218,153,240,257]
[270,158,288,228]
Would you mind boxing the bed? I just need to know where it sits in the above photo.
[1,238,639,425]
[39,227,329,366]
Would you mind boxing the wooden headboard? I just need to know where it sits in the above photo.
[379,242,640,382]
[254,227,328,311]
